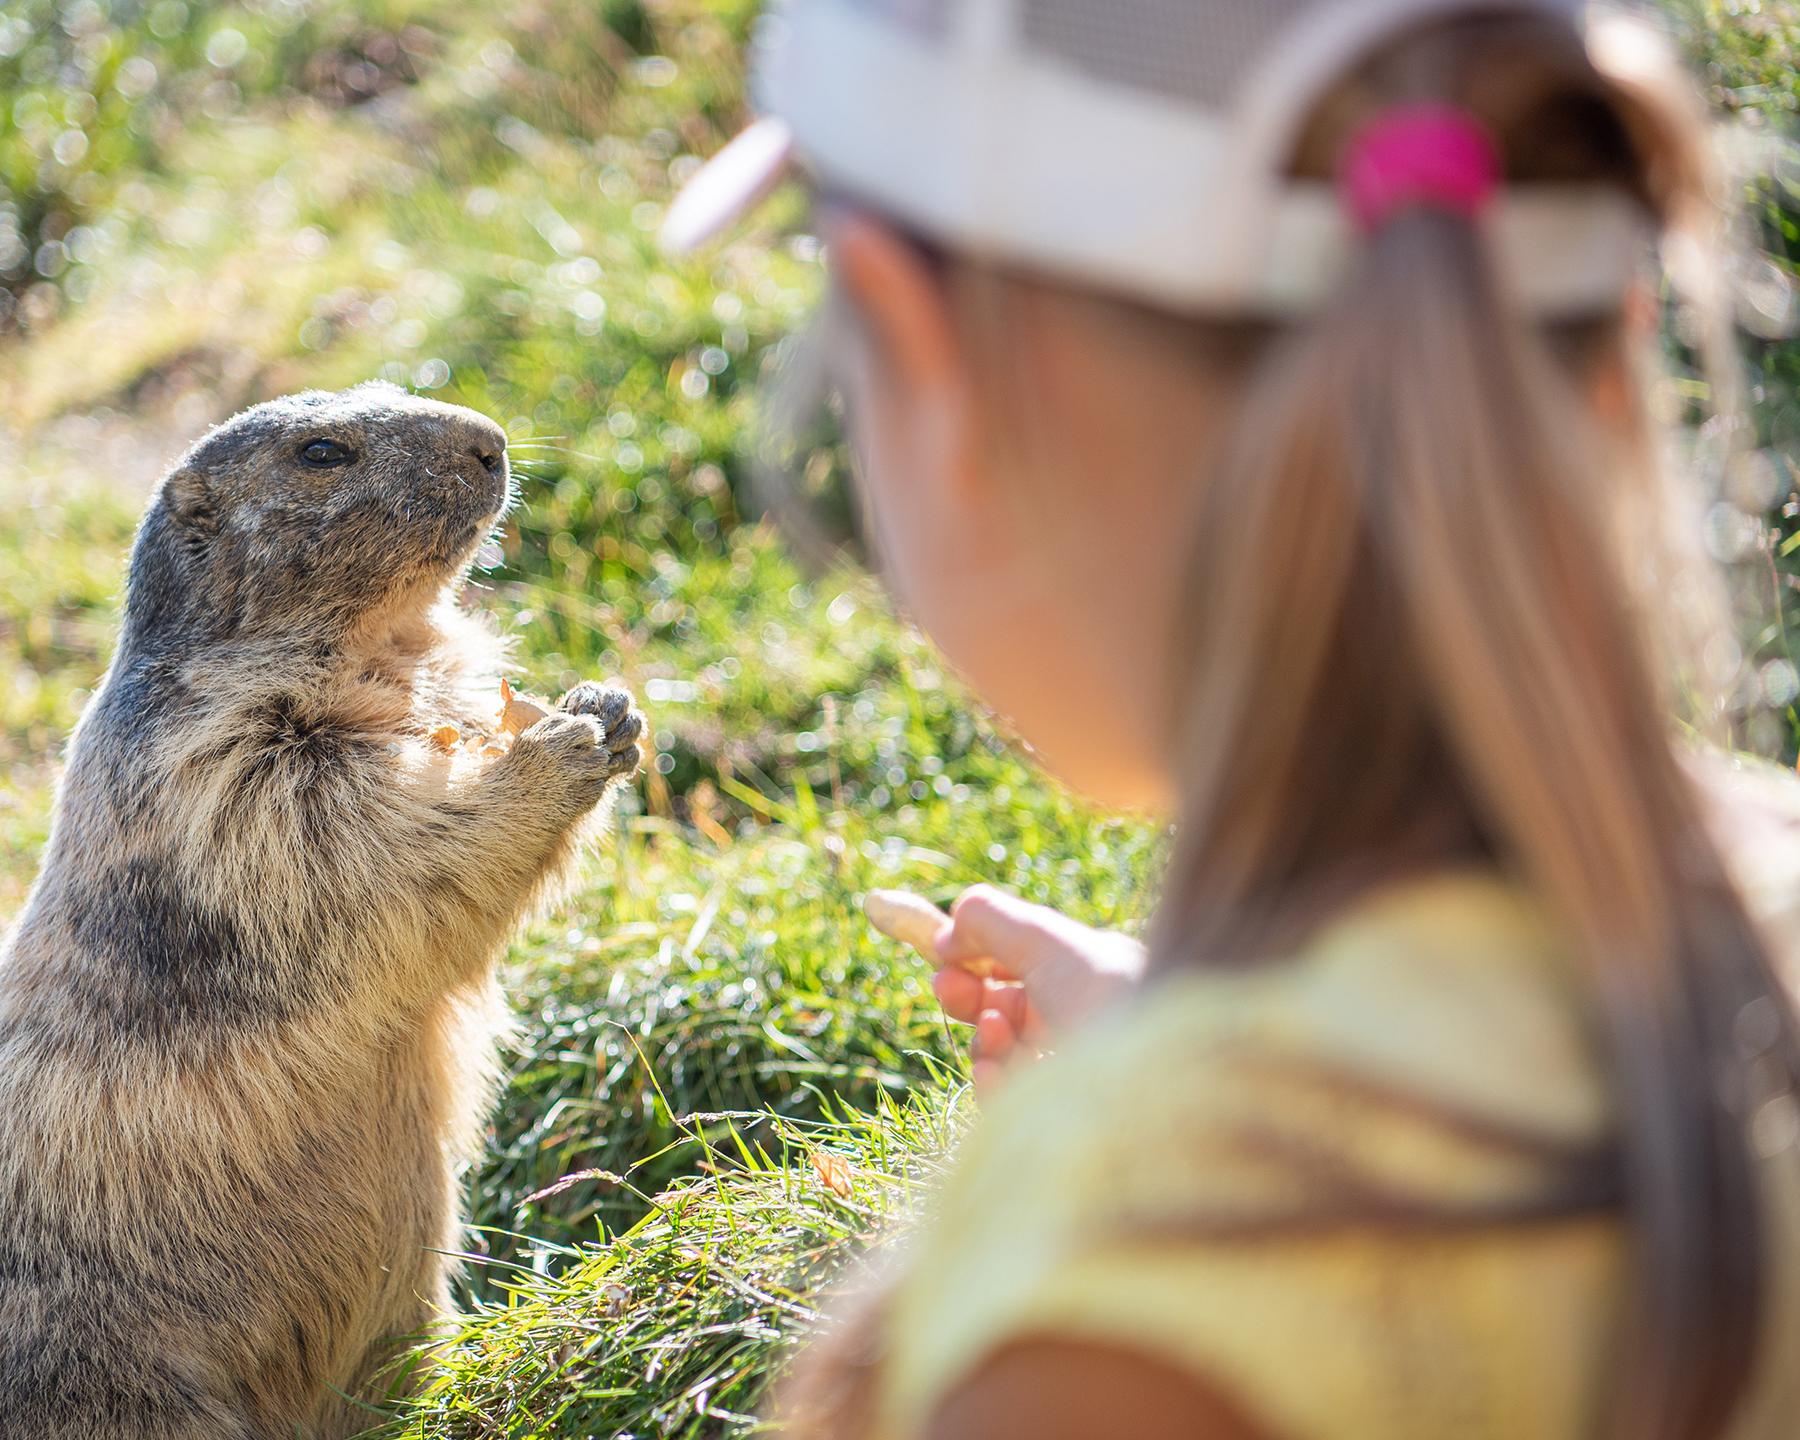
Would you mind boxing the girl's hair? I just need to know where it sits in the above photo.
[782,12,1800,1440]
[1129,14,1794,1439]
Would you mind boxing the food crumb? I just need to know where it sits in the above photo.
[498,677,551,736]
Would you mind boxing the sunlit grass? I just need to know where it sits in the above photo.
[381,1087,963,1439]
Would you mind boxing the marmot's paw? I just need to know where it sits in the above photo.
[560,682,645,778]
[560,681,630,726]
[510,711,638,808]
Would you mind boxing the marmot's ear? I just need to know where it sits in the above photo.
[160,467,219,534]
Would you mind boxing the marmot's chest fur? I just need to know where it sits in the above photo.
[0,383,643,1440]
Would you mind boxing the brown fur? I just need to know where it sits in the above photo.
[0,383,643,1439]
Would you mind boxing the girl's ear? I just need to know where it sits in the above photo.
[824,212,963,403]
[1622,276,1659,344]
[1588,278,1658,433]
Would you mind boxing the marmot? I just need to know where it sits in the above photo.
[0,382,644,1439]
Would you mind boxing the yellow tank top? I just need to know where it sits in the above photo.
[868,759,1800,1439]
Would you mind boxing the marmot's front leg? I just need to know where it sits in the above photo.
[388,693,646,964]
[499,705,642,820]
[480,691,644,847]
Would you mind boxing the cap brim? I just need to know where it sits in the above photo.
[660,116,797,256]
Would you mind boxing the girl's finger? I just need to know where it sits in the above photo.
[938,885,1052,977]
[935,968,1035,1042]
[973,1007,1018,1069]
[978,982,1031,1036]
[931,964,986,1023]
[971,1056,1008,1096]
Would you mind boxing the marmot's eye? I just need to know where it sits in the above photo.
[299,439,354,468]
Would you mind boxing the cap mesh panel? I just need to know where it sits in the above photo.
[1017,0,1320,109]
[836,0,950,36]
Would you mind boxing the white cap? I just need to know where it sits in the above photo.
[664,0,1650,319]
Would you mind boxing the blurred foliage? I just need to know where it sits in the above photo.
[2,0,435,319]
[1670,0,1800,754]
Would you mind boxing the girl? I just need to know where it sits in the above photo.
[664,1,1800,1436]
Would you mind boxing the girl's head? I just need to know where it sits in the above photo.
[670,3,1795,1437]
[668,0,1706,814]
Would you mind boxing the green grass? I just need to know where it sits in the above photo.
[385,1087,964,1438]
[1,1,1797,1435]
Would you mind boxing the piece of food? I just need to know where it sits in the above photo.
[427,724,462,753]
[498,677,551,736]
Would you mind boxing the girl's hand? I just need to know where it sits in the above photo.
[929,886,1146,1091]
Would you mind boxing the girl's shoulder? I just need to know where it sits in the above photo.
[876,870,1626,1440]
[969,866,1612,1233]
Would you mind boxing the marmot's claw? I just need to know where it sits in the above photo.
[560,682,632,730]
[604,708,644,763]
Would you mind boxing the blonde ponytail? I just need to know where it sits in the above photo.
[1155,16,1796,1438]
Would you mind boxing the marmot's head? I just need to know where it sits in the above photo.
[126,382,512,644]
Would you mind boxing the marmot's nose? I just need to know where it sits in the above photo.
[451,413,508,477]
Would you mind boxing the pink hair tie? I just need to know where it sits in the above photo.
[1340,104,1501,233]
